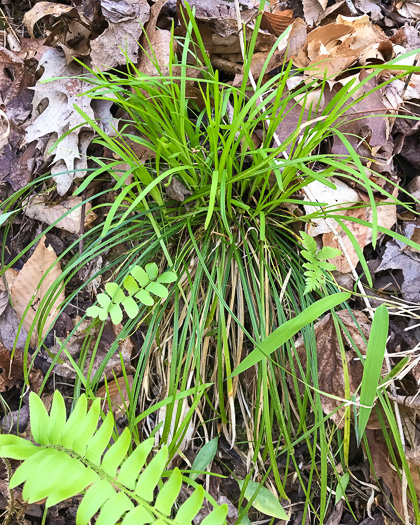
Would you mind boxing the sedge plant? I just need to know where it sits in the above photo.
[1,1,420,522]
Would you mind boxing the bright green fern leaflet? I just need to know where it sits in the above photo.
[300,232,341,294]
[87,263,177,324]
[0,391,227,525]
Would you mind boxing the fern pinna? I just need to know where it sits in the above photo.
[0,391,228,524]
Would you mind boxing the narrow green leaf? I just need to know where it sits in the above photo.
[0,210,15,226]
[72,398,101,455]
[62,395,88,449]
[190,437,218,481]
[176,486,204,522]
[46,467,99,509]
[155,468,182,515]
[95,491,134,525]
[335,472,349,504]
[204,170,219,230]
[230,293,351,377]
[101,427,131,477]
[238,480,288,520]
[85,412,114,465]
[118,438,154,489]
[358,304,389,443]
[77,479,116,525]
[0,435,38,459]
[135,446,168,501]
[47,390,67,444]
[122,506,155,525]
[29,391,50,445]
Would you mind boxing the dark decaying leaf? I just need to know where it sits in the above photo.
[291,310,385,428]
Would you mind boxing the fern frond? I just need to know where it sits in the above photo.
[0,391,227,525]
[87,264,177,324]
[300,232,341,294]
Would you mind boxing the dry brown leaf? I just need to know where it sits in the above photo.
[43,318,133,381]
[260,10,294,36]
[295,15,389,77]
[0,342,43,393]
[90,0,150,70]
[303,0,328,27]
[291,310,384,428]
[23,2,79,38]
[24,196,97,234]
[367,428,420,520]
[375,240,420,303]
[9,236,65,348]
[138,0,174,76]
[394,0,420,18]
[247,17,307,80]
[96,375,134,420]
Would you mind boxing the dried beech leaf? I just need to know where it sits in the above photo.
[376,241,420,303]
[138,0,174,76]
[24,195,97,234]
[260,10,294,36]
[9,236,65,348]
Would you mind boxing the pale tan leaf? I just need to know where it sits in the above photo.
[303,0,328,27]
[24,196,96,234]
[9,236,65,348]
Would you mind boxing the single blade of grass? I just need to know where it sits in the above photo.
[230,292,351,377]
[357,304,389,444]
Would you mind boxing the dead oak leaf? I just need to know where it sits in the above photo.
[90,0,150,70]
[9,236,65,349]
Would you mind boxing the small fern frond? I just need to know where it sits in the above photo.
[87,264,177,324]
[0,391,227,525]
[300,232,341,294]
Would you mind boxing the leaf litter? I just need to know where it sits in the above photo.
[1,0,420,523]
